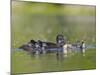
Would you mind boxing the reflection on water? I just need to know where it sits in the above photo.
[12,48,96,74]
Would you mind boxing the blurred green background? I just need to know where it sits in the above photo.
[12,1,96,48]
[11,1,96,74]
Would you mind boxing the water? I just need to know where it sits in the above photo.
[13,44,96,52]
[12,47,96,74]
[86,44,96,49]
